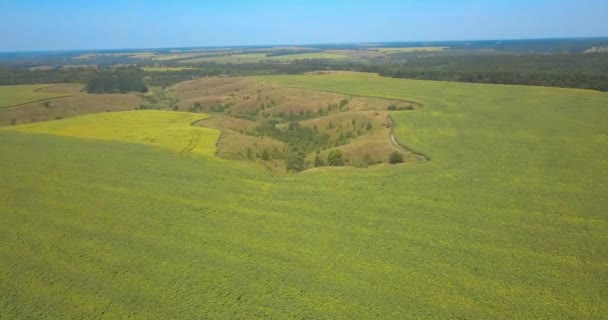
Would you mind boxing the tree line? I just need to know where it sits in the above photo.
[85,68,147,94]
[2,53,607,92]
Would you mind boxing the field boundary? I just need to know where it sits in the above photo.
[2,95,72,110]
[265,82,425,110]
[388,113,431,162]
[1,85,75,110]
[188,117,224,157]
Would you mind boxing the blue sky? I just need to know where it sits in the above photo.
[0,0,607,51]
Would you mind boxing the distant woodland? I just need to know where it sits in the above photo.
[84,68,147,94]
[1,42,608,92]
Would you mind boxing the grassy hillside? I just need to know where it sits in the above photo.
[0,89,142,126]
[0,84,73,108]
[173,76,420,169]
[0,73,607,318]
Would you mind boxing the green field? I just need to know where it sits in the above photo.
[0,85,71,108]
[0,73,607,318]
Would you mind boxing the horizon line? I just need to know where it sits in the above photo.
[1,36,607,54]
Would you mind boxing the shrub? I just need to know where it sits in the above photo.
[389,151,404,164]
[328,150,344,166]
[261,149,270,161]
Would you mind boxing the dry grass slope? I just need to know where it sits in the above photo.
[173,76,422,169]
[0,89,143,126]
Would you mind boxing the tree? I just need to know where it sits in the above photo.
[327,150,344,166]
[286,153,305,172]
[389,151,404,164]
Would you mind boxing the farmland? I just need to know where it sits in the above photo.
[269,52,348,61]
[142,67,202,72]
[0,84,74,108]
[0,85,142,126]
[377,46,449,53]
[178,52,348,64]
[8,111,220,157]
[0,73,607,318]
[179,53,268,64]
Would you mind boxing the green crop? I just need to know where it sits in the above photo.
[0,73,606,319]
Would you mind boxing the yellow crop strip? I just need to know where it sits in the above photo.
[5,110,220,157]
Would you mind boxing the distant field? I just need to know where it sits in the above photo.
[8,110,219,157]
[268,52,348,60]
[180,53,266,63]
[143,67,201,72]
[77,52,156,59]
[179,52,348,64]
[0,84,73,108]
[0,74,607,318]
[377,46,449,53]
[0,84,140,126]
[150,52,215,61]
[179,53,268,64]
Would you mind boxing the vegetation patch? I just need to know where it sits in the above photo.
[85,68,147,94]
[173,77,421,171]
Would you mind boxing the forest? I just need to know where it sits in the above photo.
[2,51,608,91]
